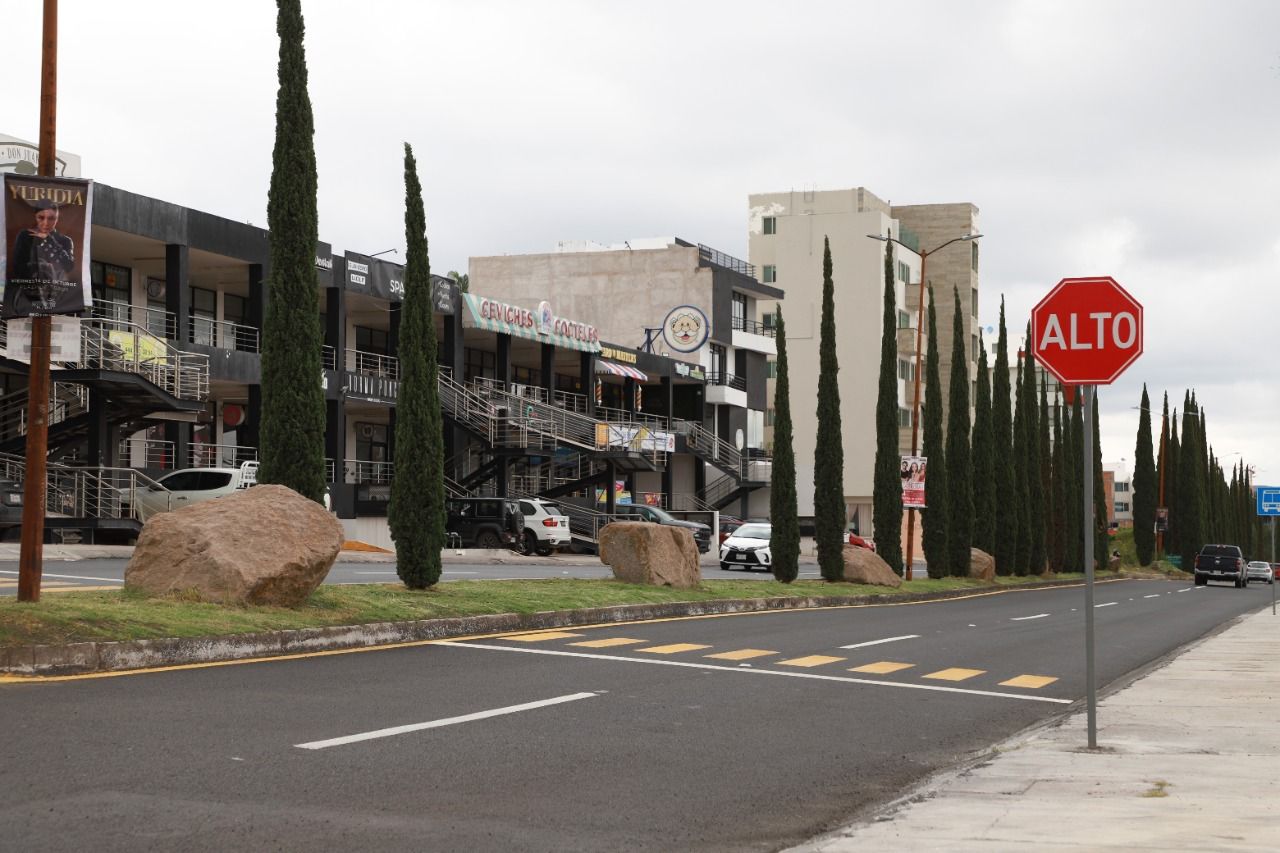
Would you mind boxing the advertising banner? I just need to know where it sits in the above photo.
[1,174,93,318]
[901,454,928,508]
[604,424,676,453]
[4,315,81,363]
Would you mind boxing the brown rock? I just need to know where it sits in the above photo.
[598,521,701,589]
[125,484,343,607]
[840,545,903,588]
[969,548,996,581]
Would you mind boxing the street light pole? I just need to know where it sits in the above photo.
[868,231,982,577]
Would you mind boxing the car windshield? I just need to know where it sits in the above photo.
[734,524,771,540]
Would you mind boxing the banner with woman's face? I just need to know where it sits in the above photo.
[902,454,928,508]
[1,174,93,318]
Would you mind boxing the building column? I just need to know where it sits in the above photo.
[247,263,265,340]
[605,460,617,514]
[694,457,706,503]
[165,244,191,344]
[324,285,345,366]
[540,342,555,399]
[661,375,673,419]
[164,421,191,471]
[84,387,112,467]
[496,333,512,385]
[389,303,402,358]
[243,384,262,455]
[496,457,509,498]
[661,453,674,509]
[580,351,596,416]
[623,378,636,413]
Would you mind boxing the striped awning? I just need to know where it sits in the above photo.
[595,360,648,381]
[461,293,601,353]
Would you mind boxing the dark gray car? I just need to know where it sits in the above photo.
[613,504,712,553]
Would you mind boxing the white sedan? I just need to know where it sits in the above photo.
[1246,561,1274,585]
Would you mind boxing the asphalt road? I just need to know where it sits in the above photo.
[0,578,1270,851]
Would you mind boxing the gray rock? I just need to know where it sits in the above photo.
[598,521,701,589]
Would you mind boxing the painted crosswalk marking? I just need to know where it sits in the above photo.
[1000,675,1058,689]
[705,649,776,661]
[777,655,845,668]
[502,631,583,642]
[923,667,986,682]
[849,661,915,674]
[637,643,710,654]
[569,638,646,648]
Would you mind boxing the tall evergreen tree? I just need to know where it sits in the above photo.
[992,300,1017,575]
[971,333,995,555]
[1012,352,1030,575]
[1092,389,1108,569]
[945,286,973,577]
[1023,325,1045,574]
[1155,392,1170,557]
[920,286,949,578]
[769,308,800,583]
[1166,418,1181,557]
[813,237,846,581]
[872,238,904,574]
[258,0,326,501]
[389,143,447,589]
[1177,394,1206,568]
[1133,385,1157,565]
[1050,401,1067,572]
[1037,378,1052,574]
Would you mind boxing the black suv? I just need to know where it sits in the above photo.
[445,498,524,550]
[612,504,712,553]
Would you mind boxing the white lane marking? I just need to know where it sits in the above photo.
[840,634,920,650]
[1177,588,1192,593]
[295,692,600,750]
[0,569,123,584]
[1010,613,1049,621]
[1144,594,1161,599]
[439,643,1073,705]
[353,571,397,575]
[1095,602,1117,608]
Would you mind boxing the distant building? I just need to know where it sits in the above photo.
[0,132,81,177]
[1104,461,1133,528]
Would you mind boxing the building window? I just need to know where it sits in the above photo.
[971,287,979,317]
[190,286,216,346]
[765,407,776,426]
[971,333,978,362]
[464,347,496,381]
[899,407,912,429]
[91,261,131,320]
[1114,501,1130,514]
[897,310,910,330]
[898,260,910,283]
[762,217,777,235]
[971,242,979,272]
[762,311,777,332]
[762,265,776,284]
[355,326,389,355]
[732,292,747,330]
[709,343,727,378]
[1115,482,1130,493]
[767,359,777,379]
[512,365,541,386]
[897,359,913,382]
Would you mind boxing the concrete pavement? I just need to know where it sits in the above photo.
[799,603,1280,852]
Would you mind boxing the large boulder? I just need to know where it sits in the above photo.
[598,521,700,589]
[969,548,996,581]
[125,484,343,607]
[840,545,903,588]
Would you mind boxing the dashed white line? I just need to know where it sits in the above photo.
[1010,613,1049,621]
[1177,587,1192,593]
[1144,594,1161,599]
[1095,602,1117,608]
[295,692,600,750]
[840,634,921,650]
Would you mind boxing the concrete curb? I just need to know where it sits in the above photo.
[1,576,1128,677]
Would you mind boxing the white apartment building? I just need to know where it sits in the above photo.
[748,187,980,536]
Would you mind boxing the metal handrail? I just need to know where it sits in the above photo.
[322,345,337,371]
[190,443,258,468]
[345,348,399,379]
[343,458,393,485]
[189,315,260,353]
[118,437,176,469]
[732,316,777,338]
[90,301,178,341]
[697,243,756,278]
[706,371,747,391]
[0,381,87,440]
[0,452,169,522]
[79,317,209,401]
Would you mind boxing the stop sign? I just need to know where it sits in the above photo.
[1031,276,1142,385]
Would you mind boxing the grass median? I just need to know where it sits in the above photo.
[0,572,1116,649]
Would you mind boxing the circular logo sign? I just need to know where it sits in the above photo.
[662,305,709,353]
[536,300,553,336]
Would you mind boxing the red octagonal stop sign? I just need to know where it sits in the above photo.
[1031,276,1143,385]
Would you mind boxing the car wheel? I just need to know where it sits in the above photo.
[476,530,502,550]
[521,530,538,556]
[535,544,553,557]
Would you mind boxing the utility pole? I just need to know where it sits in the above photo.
[17,0,58,603]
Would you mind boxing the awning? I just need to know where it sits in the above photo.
[595,360,648,381]
[461,293,601,353]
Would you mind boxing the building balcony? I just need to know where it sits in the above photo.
[345,348,399,380]
[731,317,777,356]
[705,372,748,408]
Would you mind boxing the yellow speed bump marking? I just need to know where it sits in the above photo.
[705,649,776,661]
[849,661,915,674]
[569,638,646,648]
[777,655,845,668]
[924,667,986,682]
[501,631,583,642]
[1000,674,1059,689]
[637,643,710,654]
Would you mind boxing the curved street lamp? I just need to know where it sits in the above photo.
[867,231,982,576]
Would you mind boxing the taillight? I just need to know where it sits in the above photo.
[1238,559,1244,571]
[542,518,558,527]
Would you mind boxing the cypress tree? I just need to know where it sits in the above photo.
[1133,385,1157,565]
[1155,392,1170,557]
[1178,395,1205,569]
[1092,389,1108,569]
[1167,418,1181,557]
[389,143,447,589]
[813,237,846,581]
[1069,390,1085,570]
[769,307,800,583]
[1023,325,1044,574]
[1050,401,1066,572]
[971,333,995,555]
[920,286,948,578]
[1038,378,1052,574]
[1012,352,1030,575]
[945,286,973,577]
[872,237,904,574]
[991,300,1016,575]
[258,0,327,501]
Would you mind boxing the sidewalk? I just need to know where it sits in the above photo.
[799,606,1279,852]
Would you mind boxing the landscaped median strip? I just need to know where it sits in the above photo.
[0,574,1140,679]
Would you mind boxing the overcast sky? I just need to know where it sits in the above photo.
[4,0,1278,490]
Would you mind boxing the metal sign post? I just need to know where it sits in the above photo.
[1082,384,1097,747]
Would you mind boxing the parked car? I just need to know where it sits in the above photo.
[1193,544,1247,587]
[1245,561,1274,585]
[136,462,259,522]
[846,525,876,552]
[0,477,23,538]
[445,497,524,550]
[720,522,772,571]
[516,498,570,556]
[718,515,744,544]
[612,503,712,553]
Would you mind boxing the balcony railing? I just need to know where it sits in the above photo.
[90,301,177,341]
[706,371,747,392]
[322,345,337,370]
[118,437,176,469]
[345,348,398,379]
[342,458,393,485]
[731,316,777,338]
[697,244,756,279]
[189,316,260,353]
[190,443,258,469]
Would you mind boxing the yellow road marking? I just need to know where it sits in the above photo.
[777,655,845,668]
[500,631,583,642]
[44,586,122,593]
[924,667,986,682]
[636,643,710,654]
[569,637,646,648]
[849,661,915,674]
[705,648,776,661]
[1000,674,1058,689]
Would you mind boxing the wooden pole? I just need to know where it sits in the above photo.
[17,0,58,603]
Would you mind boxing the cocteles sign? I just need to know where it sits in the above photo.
[1031,276,1143,385]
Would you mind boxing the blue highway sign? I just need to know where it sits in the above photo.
[1258,487,1280,517]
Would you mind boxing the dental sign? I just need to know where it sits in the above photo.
[1031,276,1142,385]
